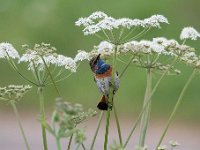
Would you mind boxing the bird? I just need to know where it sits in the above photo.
[89,54,120,110]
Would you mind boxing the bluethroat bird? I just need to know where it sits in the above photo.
[89,54,120,110]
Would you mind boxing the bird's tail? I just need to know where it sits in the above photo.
[97,95,108,110]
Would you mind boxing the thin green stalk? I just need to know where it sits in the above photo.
[118,28,125,42]
[119,55,135,79]
[123,58,177,148]
[121,27,136,42]
[32,61,41,83]
[10,101,30,150]
[130,27,150,41]
[104,45,118,150]
[113,105,123,146]
[155,69,196,150]
[54,72,73,84]
[81,143,86,150]
[56,137,62,150]
[104,110,111,150]
[41,57,61,97]
[94,33,105,40]
[6,58,38,86]
[90,111,104,150]
[102,29,111,42]
[0,97,9,101]
[38,87,48,150]
[123,108,142,148]
[67,133,74,150]
[138,68,152,147]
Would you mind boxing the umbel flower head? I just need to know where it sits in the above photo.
[180,27,200,40]
[19,43,77,72]
[76,11,169,35]
[0,85,32,101]
[0,42,20,59]
[74,41,115,63]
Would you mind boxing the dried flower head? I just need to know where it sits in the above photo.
[54,98,97,129]
[180,27,200,40]
[0,42,20,59]
[19,43,77,72]
[45,98,96,142]
[0,85,32,101]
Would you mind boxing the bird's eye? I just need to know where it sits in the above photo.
[95,66,98,70]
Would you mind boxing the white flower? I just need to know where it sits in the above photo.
[180,27,200,40]
[83,25,101,35]
[75,17,94,27]
[158,145,167,150]
[76,12,169,35]
[64,57,77,72]
[116,18,133,29]
[97,41,114,55]
[142,15,169,28]
[74,50,90,62]
[151,43,165,54]
[123,41,141,53]
[19,46,77,72]
[0,42,20,59]
[97,17,117,30]
[88,11,108,20]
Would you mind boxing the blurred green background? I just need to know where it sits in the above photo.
[0,0,200,121]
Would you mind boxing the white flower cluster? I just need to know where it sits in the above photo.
[19,43,77,72]
[0,85,32,100]
[74,50,90,62]
[180,27,200,40]
[122,37,180,56]
[76,11,169,35]
[0,42,20,59]
[74,41,116,62]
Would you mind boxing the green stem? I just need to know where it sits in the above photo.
[123,108,142,148]
[113,105,123,146]
[81,143,86,150]
[90,111,104,150]
[56,137,62,150]
[155,69,196,150]
[119,55,135,79]
[6,57,38,86]
[67,134,74,150]
[138,68,152,147]
[41,57,61,97]
[104,45,118,150]
[104,110,111,150]
[0,97,9,101]
[123,58,177,148]
[38,87,48,150]
[121,27,136,42]
[10,101,30,150]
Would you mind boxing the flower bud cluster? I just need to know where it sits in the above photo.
[0,85,32,101]
[19,43,77,72]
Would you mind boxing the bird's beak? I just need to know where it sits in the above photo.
[94,54,101,63]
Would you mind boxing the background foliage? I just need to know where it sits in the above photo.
[0,0,200,121]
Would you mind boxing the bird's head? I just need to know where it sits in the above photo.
[89,54,104,73]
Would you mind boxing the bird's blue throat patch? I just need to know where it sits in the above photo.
[95,59,110,74]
